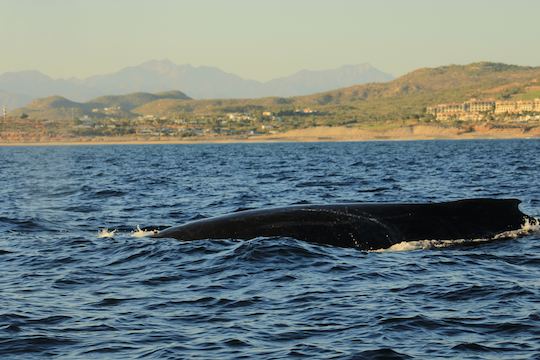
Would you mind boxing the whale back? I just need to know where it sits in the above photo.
[155,206,397,249]
[345,198,528,241]
[155,198,533,250]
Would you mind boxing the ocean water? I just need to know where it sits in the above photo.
[0,139,539,359]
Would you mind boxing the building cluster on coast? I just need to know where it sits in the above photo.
[427,98,540,121]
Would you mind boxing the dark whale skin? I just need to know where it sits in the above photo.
[154,198,537,250]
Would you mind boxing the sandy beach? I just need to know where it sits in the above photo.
[1,124,539,146]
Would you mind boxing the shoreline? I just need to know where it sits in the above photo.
[1,124,539,146]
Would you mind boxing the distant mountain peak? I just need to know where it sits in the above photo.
[29,95,80,109]
[139,58,178,72]
[263,63,394,96]
[143,58,176,65]
[0,70,52,82]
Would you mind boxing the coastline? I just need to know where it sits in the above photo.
[1,124,539,146]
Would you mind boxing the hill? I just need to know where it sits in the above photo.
[88,90,190,110]
[12,91,191,120]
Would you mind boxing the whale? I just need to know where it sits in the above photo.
[153,198,537,250]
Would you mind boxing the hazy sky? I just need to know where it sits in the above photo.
[1,0,539,80]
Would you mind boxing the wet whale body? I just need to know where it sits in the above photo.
[154,198,537,250]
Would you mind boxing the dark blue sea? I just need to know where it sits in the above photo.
[1,139,539,359]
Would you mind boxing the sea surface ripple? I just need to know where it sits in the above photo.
[0,140,539,359]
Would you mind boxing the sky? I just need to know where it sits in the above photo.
[1,0,540,81]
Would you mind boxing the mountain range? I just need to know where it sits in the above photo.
[0,60,393,108]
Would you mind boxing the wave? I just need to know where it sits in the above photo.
[131,225,161,238]
[97,228,117,238]
[347,348,412,359]
[0,216,62,233]
[95,225,167,238]
[0,335,78,355]
[94,189,127,198]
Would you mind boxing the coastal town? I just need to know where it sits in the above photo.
[0,103,324,142]
[2,95,540,143]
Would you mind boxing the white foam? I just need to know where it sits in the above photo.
[493,216,540,239]
[97,228,117,238]
[375,217,540,252]
[131,225,159,238]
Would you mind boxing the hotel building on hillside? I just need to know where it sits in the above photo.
[427,98,540,121]
[494,99,540,114]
